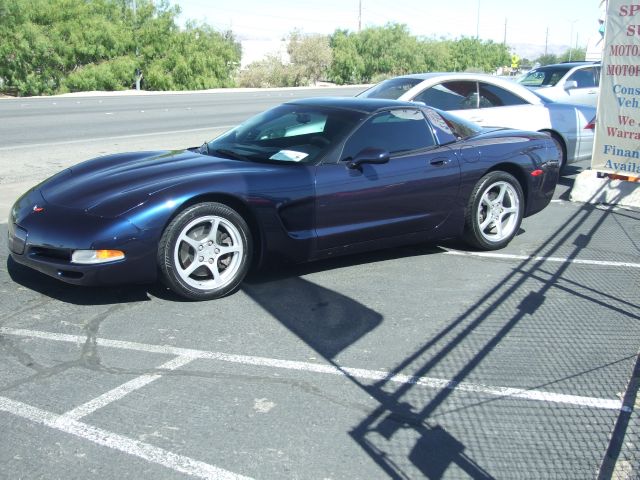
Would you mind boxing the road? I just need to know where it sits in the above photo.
[0,87,365,148]
[1,89,639,479]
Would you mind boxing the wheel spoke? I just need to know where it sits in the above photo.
[202,263,222,284]
[178,232,199,251]
[481,192,493,207]
[206,218,221,243]
[181,260,201,278]
[494,218,504,238]
[480,216,493,231]
[495,184,508,204]
[218,244,241,256]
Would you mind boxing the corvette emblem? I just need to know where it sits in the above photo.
[33,205,44,213]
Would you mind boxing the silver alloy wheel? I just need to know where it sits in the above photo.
[476,180,520,243]
[173,215,244,291]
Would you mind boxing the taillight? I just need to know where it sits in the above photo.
[585,117,596,130]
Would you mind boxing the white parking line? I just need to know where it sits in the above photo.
[443,249,640,269]
[61,356,194,421]
[0,396,251,480]
[0,327,627,412]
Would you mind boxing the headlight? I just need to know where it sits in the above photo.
[71,250,125,264]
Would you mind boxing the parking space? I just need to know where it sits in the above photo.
[1,167,639,479]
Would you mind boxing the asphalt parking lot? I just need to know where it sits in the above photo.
[1,88,639,479]
[1,157,639,479]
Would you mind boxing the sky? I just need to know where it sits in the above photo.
[171,0,604,59]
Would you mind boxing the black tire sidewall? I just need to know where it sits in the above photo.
[158,202,252,300]
[464,171,524,251]
[549,133,566,175]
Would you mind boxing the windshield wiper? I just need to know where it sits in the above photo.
[210,148,248,161]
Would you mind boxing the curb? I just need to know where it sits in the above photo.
[570,170,640,208]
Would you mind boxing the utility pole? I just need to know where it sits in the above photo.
[544,27,549,56]
[568,19,577,62]
[503,17,507,45]
[358,0,362,32]
[476,0,480,39]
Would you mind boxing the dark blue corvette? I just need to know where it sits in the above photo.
[8,98,559,300]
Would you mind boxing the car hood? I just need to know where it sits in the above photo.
[39,149,260,216]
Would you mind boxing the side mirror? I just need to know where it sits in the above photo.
[564,80,578,91]
[347,147,391,169]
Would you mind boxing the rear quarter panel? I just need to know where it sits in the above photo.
[456,131,559,218]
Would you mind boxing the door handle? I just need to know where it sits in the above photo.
[430,157,450,166]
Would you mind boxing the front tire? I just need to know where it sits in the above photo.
[463,171,524,250]
[158,202,252,300]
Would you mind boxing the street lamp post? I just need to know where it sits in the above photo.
[476,0,480,39]
[568,19,578,61]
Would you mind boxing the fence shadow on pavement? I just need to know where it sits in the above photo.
[244,183,640,478]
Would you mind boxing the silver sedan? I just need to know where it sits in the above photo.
[358,72,596,172]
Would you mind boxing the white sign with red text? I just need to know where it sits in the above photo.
[592,0,640,175]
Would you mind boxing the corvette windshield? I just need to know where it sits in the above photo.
[205,104,363,164]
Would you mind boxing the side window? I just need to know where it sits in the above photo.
[547,70,567,86]
[568,68,596,88]
[478,83,528,108]
[342,109,435,160]
[595,66,601,86]
[413,81,478,111]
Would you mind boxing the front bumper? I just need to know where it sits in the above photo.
[8,189,159,286]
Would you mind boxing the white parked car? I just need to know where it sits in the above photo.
[357,72,596,172]
[517,62,601,107]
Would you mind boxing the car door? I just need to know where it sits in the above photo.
[561,66,600,106]
[314,108,460,251]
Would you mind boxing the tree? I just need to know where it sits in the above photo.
[328,29,365,84]
[238,30,332,88]
[0,0,241,95]
[329,24,427,84]
[237,55,298,88]
[536,53,560,66]
[449,37,510,73]
[287,30,332,85]
[559,47,586,63]
[328,25,511,84]
[0,0,133,95]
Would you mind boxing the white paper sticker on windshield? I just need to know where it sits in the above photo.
[425,109,452,134]
[269,150,309,162]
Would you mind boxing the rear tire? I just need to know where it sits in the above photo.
[157,202,252,300]
[463,171,524,250]
[549,133,567,174]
